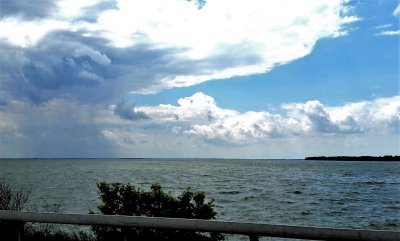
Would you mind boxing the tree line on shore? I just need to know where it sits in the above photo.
[305,155,399,161]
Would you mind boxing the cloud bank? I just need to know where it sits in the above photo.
[137,93,400,144]
[1,92,399,157]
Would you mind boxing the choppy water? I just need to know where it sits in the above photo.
[0,159,399,240]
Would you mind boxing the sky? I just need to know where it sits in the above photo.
[0,0,399,158]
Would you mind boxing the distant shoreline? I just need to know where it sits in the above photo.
[305,155,400,161]
[1,157,399,161]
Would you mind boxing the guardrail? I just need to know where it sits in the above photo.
[0,210,399,241]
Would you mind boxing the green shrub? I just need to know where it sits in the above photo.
[92,182,224,241]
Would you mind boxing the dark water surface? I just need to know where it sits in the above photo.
[1,159,399,239]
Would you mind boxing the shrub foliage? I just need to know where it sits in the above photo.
[0,179,31,241]
[0,178,31,211]
[92,182,224,241]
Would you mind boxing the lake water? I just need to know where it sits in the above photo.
[0,159,399,240]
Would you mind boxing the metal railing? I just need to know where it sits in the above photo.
[0,210,399,241]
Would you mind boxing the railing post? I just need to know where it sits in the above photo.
[16,226,22,241]
[121,227,128,241]
[16,221,24,241]
[1,220,24,241]
[249,235,259,241]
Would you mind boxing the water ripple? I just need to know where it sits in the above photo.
[1,158,399,240]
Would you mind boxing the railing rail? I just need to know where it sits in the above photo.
[0,210,399,241]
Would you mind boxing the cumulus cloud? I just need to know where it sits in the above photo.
[138,93,400,144]
[139,92,236,123]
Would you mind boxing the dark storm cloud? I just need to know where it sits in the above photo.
[0,100,116,157]
[0,99,9,106]
[0,25,260,106]
[0,0,57,20]
[0,31,111,103]
[114,100,149,121]
[0,0,118,22]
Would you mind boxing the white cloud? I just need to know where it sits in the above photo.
[374,24,393,29]
[94,0,352,51]
[120,0,356,92]
[393,4,400,17]
[375,30,400,36]
[328,96,400,133]
[57,0,101,19]
[139,92,237,123]
[0,18,69,47]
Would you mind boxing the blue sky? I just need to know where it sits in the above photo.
[129,0,399,111]
[0,0,399,158]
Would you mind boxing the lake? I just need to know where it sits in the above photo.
[1,159,399,240]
